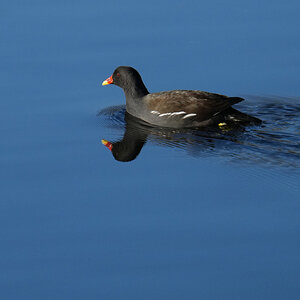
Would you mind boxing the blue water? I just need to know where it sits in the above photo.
[1,1,300,299]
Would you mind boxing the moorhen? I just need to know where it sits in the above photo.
[102,66,261,128]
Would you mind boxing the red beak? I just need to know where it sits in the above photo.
[101,139,113,151]
[102,75,113,86]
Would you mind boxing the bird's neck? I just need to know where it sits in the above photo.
[124,81,149,101]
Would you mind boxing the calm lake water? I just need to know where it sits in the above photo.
[1,0,300,299]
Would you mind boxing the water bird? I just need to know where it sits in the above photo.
[102,66,261,128]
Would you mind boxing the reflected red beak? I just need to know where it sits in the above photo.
[101,139,113,151]
[102,75,113,86]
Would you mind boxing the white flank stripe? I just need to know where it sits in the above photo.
[158,113,172,117]
[152,111,189,118]
[182,113,197,119]
[170,111,186,116]
[155,111,187,118]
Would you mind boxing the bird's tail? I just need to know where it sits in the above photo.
[222,107,262,125]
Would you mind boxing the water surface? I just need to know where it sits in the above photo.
[1,0,300,299]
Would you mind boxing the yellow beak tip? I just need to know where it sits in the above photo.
[101,139,108,145]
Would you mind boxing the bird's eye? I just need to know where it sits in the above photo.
[116,73,120,77]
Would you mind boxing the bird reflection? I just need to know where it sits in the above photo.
[102,113,148,162]
[101,112,249,162]
[100,99,300,168]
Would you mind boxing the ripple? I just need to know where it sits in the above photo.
[98,97,300,169]
[97,105,126,128]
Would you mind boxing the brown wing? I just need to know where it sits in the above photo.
[146,90,244,122]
